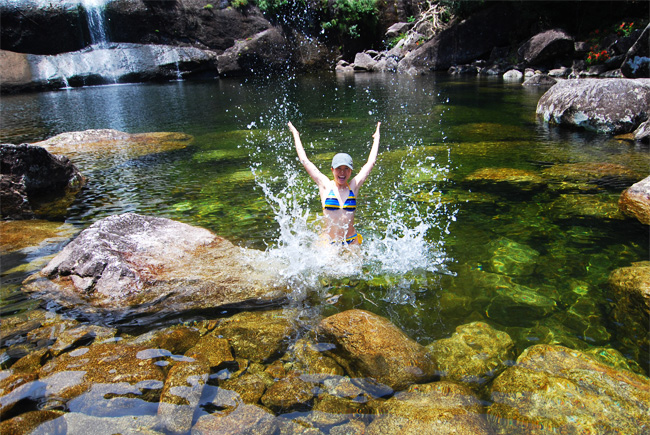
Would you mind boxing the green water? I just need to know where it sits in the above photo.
[1,73,648,373]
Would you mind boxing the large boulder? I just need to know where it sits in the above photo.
[22,213,290,322]
[488,344,650,434]
[622,23,649,78]
[398,4,528,73]
[0,144,85,219]
[217,27,291,76]
[517,29,574,67]
[317,309,437,391]
[536,78,650,134]
[619,175,650,224]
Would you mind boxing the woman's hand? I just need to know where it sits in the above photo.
[288,122,300,137]
[373,122,381,141]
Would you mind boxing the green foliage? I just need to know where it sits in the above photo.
[230,0,247,8]
[321,0,379,39]
[203,3,214,9]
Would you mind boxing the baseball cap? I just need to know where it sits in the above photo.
[331,153,353,170]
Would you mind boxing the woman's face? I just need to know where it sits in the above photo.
[332,165,352,186]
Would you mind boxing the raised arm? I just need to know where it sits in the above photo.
[352,122,381,190]
[288,122,329,188]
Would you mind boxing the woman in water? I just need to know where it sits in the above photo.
[288,121,381,245]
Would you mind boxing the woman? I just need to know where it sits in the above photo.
[288,121,381,245]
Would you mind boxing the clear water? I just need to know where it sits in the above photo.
[1,74,648,391]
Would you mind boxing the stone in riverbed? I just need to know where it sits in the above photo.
[427,322,515,388]
[464,167,546,193]
[158,356,210,434]
[213,310,298,363]
[619,175,650,225]
[261,373,316,413]
[366,381,492,435]
[607,261,650,356]
[488,344,650,435]
[22,213,290,321]
[192,403,277,435]
[317,309,437,391]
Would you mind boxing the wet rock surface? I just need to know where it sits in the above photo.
[367,381,492,435]
[0,143,85,219]
[488,344,650,434]
[317,309,437,391]
[427,322,515,388]
[22,213,290,322]
[619,175,650,224]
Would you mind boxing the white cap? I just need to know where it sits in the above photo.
[331,153,353,170]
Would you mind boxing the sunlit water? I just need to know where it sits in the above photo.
[1,73,648,371]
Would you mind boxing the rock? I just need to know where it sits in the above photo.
[33,129,193,164]
[385,22,413,39]
[29,412,162,435]
[622,23,649,78]
[517,29,574,66]
[399,4,528,73]
[317,309,437,391]
[427,322,515,387]
[186,335,234,369]
[353,52,377,71]
[0,144,85,219]
[502,69,523,82]
[522,73,557,86]
[290,337,345,376]
[213,310,297,362]
[22,213,290,321]
[536,78,650,134]
[548,193,625,221]
[0,51,33,93]
[488,344,650,434]
[619,176,650,224]
[608,262,650,353]
[261,373,316,412]
[464,167,546,193]
[335,60,354,74]
[220,373,267,405]
[8,44,218,91]
[0,410,64,435]
[634,119,650,142]
[542,162,643,189]
[192,403,277,435]
[486,238,540,276]
[0,220,76,254]
[127,325,201,356]
[486,280,557,325]
[313,376,374,415]
[217,27,290,76]
[366,382,492,435]
[158,357,210,434]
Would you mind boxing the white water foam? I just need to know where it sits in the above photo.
[242,78,457,302]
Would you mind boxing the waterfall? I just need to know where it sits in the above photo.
[81,0,110,47]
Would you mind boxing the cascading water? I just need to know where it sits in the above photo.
[81,0,110,47]
[242,75,458,308]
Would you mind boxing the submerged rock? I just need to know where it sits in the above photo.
[33,129,193,165]
[608,262,650,355]
[213,310,297,362]
[619,175,650,224]
[22,213,290,322]
[192,403,277,435]
[366,381,492,435]
[0,144,85,219]
[542,162,642,188]
[0,220,76,253]
[536,78,650,134]
[464,167,546,193]
[317,309,437,391]
[486,238,539,276]
[488,344,650,434]
[427,322,514,388]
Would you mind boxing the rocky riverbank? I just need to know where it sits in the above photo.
[1,1,647,93]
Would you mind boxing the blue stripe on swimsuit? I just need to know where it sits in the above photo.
[323,189,356,211]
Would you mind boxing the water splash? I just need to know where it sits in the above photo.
[241,75,457,302]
